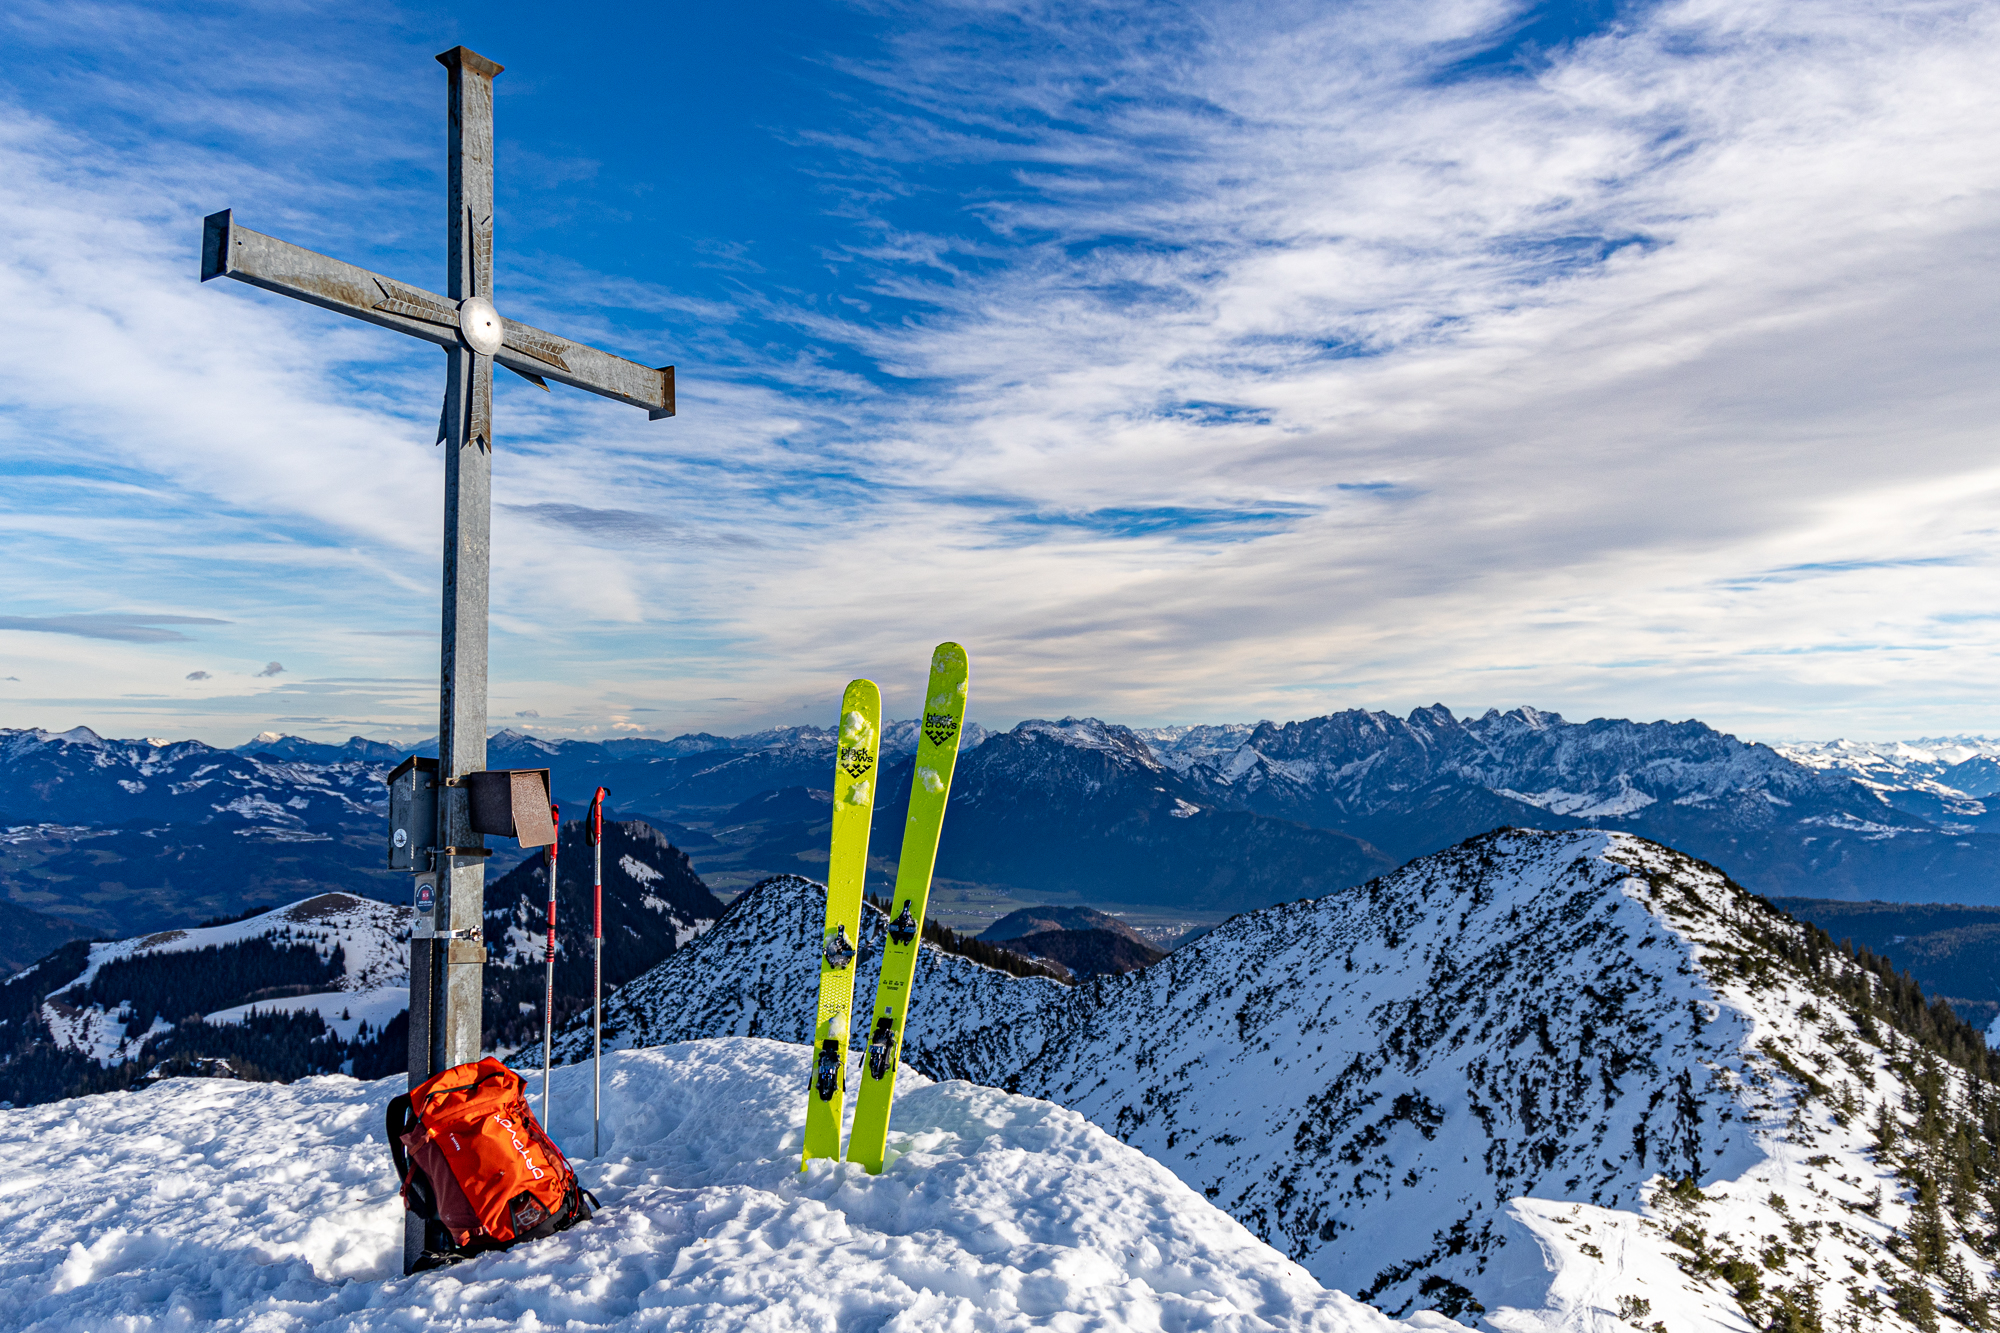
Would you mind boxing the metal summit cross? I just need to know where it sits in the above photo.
[200,46,673,1267]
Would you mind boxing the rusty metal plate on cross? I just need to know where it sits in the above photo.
[463,768,555,846]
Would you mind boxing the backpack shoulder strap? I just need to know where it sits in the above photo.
[386,1092,417,1184]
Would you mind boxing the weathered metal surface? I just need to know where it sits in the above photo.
[436,46,496,1110]
[385,756,439,870]
[203,48,679,1275]
[463,767,555,845]
[198,218,672,414]
[497,319,673,414]
[201,213,458,348]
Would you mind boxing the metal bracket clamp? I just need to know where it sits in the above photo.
[432,928,482,941]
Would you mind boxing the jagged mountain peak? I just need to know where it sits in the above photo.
[1468,704,1564,733]
[1007,716,1164,768]
[880,717,992,753]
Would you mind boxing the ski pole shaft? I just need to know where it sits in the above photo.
[543,802,558,1130]
[588,785,607,1157]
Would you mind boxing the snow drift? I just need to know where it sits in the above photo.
[0,1037,1459,1333]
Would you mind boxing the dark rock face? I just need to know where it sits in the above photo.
[979,904,1148,943]
[1006,927,1165,977]
[481,818,724,1050]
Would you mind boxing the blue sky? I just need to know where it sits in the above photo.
[1,0,1997,745]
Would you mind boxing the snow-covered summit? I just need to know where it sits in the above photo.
[0,1038,1454,1332]
[1132,722,1261,770]
[591,830,2000,1331]
[36,892,409,1067]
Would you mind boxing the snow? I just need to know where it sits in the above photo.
[542,875,1071,1077]
[1777,735,2000,814]
[505,921,549,963]
[588,834,1994,1331]
[1132,724,1260,771]
[38,893,410,1065]
[1800,812,1917,839]
[1489,785,1656,817]
[204,985,408,1041]
[0,1037,1451,1333]
[619,852,663,884]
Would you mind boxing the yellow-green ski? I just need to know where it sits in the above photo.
[801,679,882,1169]
[847,642,970,1174]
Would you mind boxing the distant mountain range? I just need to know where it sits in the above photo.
[7,711,2000,972]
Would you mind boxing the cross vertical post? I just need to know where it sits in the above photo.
[431,44,498,1083]
[198,43,675,1275]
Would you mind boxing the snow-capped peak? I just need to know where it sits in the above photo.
[1012,717,1163,767]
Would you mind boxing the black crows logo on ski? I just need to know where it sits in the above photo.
[922,712,959,748]
[838,744,875,778]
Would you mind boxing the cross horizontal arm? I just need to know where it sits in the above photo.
[202,210,459,349]
[496,316,675,419]
[201,210,675,420]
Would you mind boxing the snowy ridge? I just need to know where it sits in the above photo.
[540,874,1069,1073]
[593,830,2000,1331]
[38,893,408,1065]
[1133,723,1261,771]
[0,1038,1458,1333]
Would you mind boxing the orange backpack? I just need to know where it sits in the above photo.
[388,1057,596,1267]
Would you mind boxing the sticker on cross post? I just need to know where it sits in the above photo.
[413,876,439,937]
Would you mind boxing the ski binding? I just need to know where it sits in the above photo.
[822,924,856,970]
[866,1011,896,1079]
[813,1037,842,1101]
[888,902,918,946]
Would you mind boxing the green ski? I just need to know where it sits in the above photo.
[847,641,970,1174]
[802,679,882,1169]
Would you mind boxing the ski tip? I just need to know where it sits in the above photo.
[929,642,968,674]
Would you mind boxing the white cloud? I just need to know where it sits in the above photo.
[1,0,1997,743]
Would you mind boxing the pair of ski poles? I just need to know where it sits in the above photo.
[540,785,611,1157]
